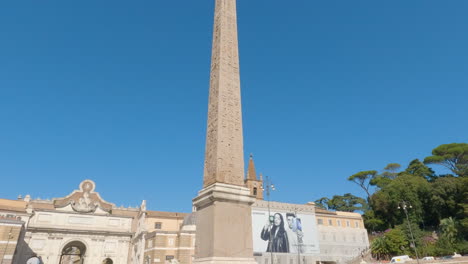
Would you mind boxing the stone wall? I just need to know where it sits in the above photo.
[0,218,23,264]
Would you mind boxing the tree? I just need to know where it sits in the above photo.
[440,217,458,251]
[371,228,409,259]
[405,159,436,181]
[382,163,401,179]
[460,177,468,240]
[348,170,378,202]
[314,197,329,210]
[370,163,402,189]
[429,176,465,226]
[371,174,431,229]
[363,210,385,232]
[424,143,468,177]
[371,236,391,260]
[327,193,367,212]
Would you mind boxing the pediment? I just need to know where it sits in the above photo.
[53,180,115,214]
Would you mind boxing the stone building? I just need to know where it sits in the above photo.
[1,175,368,264]
[0,202,25,264]
[246,157,369,264]
[0,180,195,264]
[142,211,195,264]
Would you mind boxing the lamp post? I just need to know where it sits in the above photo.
[398,201,420,264]
[262,176,275,264]
[1,228,13,264]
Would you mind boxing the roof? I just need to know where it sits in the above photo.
[146,210,188,219]
[247,155,257,180]
[0,198,27,213]
[182,212,196,226]
[314,207,337,215]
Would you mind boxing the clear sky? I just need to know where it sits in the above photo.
[1,0,467,213]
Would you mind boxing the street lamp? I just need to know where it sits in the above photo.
[398,201,420,264]
[261,175,275,264]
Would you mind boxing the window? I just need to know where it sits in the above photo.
[337,220,341,226]
[147,240,153,248]
[168,238,174,246]
[346,220,350,227]
[166,256,174,261]
[317,219,323,225]
[355,221,359,228]
[253,187,257,196]
[155,222,162,229]
[328,219,333,226]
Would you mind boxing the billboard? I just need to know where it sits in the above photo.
[252,210,320,255]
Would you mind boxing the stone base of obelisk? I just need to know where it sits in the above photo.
[193,183,258,264]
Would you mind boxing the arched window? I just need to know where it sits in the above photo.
[59,241,86,264]
[103,258,113,264]
[253,187,257,196]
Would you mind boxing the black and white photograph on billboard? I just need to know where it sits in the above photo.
[252,210,320,254]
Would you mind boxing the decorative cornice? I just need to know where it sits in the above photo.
[193,183,255,210]
[252,200,316,213]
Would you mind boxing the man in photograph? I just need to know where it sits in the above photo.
[286,213,304,254]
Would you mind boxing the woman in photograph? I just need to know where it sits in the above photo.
[260,213,290,253]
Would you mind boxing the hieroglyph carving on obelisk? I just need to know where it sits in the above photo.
[203,0,244,187]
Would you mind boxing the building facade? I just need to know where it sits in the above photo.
[0,213,24,264]
[0,177,367,264]
[0,180,195,264]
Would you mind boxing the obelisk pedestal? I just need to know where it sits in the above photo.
[193,184,256,264]
[193,0,257,264]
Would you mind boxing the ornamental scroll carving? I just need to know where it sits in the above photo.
[71,180,99,213]
[53,180,114,213]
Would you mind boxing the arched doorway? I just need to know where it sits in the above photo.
[59,241,86,264]
[102,258,113,264]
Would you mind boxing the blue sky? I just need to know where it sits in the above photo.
[0,0,467,212]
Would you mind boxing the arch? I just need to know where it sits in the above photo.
[59,240,86,264]
[253,187,258,196]
[102,258,113,264]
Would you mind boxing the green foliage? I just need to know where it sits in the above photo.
[456,240,468,255]
[371,174,430,228]
[424,143,468,177]
[314,197,329,209]
[460,177,468,240]
[327,193,367,212]
[429,176,466,227]
[371,228,409,260]
[371,236,391,260]
[382,163,402,179]
[400,220,424,246]
[405,159,436,180]
[434,236,456,256]
[370,176,392,189]
[320,142,468,258]
[440,217,458,251]
[363,210,385,232]
[348,170,378,202]
[314,194,367,212]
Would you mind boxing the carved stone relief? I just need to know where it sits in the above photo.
[203,0,245,187]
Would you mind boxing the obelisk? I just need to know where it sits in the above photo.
[193,0,257,264]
